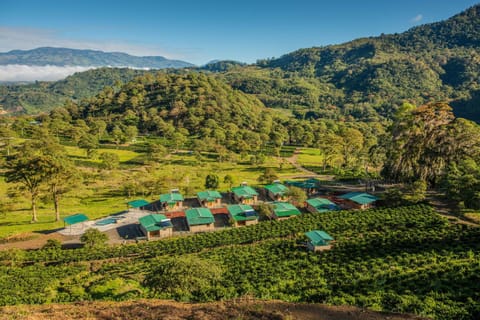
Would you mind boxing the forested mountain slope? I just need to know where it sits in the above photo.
[222,4,480,121]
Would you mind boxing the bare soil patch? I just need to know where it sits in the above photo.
[0,299,429,320]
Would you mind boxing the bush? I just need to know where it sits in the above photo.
[80,229,108,248]
[43,239,62,249]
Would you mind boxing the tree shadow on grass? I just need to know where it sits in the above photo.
[34,227,65,235]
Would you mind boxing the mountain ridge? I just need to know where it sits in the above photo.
[0,47,195,69]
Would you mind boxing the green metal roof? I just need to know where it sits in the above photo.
[185,208,215,226]
[127,199,149,208]
[231,185,258,198]
[63,213,89,225]
[264,183,289,196]
[272,202,301,218]
[339,192,378,205]
[227,204,258,221]
[139,214,172,232]
[285,178,320,189]
[159,193,184,203]
[305,230,334,246]
[306,198,339,212]
[197,190,222,202]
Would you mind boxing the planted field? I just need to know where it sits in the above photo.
[0,205,479,319]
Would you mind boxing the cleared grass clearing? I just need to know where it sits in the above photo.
[295,147,325,172]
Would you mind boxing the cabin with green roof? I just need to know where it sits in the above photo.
[306,197,339,213]
[197,190,222,208]
[305,230,334,252]
[271,201,301,220]
[127,199,149,210]
[285,178,320,195]
[159,192,184,211]
[264,183,290,201]
[339,192,378,209]
[139,214,173,240]
[227,204,259,227]
[185,208,215,232]
[231,185,258,205]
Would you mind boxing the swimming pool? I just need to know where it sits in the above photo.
[95,218,117,226]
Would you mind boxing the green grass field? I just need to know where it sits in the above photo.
[0,145,303,239]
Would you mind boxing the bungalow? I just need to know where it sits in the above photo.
[127,199,149,210]
[197,190,222,208]
[271,201,301,220]
[339,192,378,209]
[159,192,184,211]
[139,214,173,240]
[227,204,259,227]
[285,178,320,195]
[305,230,334,252]
[231,185,258,205]
[185,208,215,233]
[264,183,290,201]
[306,197,339,213]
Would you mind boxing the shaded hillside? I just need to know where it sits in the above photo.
[0,47,194,68]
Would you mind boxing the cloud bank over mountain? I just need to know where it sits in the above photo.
[0,64,96,81]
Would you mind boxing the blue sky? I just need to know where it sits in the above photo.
[0,0,478,65]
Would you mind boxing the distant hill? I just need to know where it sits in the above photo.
[0,47,195,69]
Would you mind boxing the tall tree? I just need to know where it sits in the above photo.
[46,157,78,221]
[338,127,364,168]
[5,152,51,222]
[0,125,16,156]
[382,102,479,185]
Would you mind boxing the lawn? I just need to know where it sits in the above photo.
[0,145,303,240]
[295,147,325,173]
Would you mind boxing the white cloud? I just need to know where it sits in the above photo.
[0,26,181,59]
[0,64,96,81]
[411,14,423,23]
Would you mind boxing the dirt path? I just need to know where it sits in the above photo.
[0,233,69,251]
[284,149,319,176]
[426,191,479,227]
[282,148,335,181]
